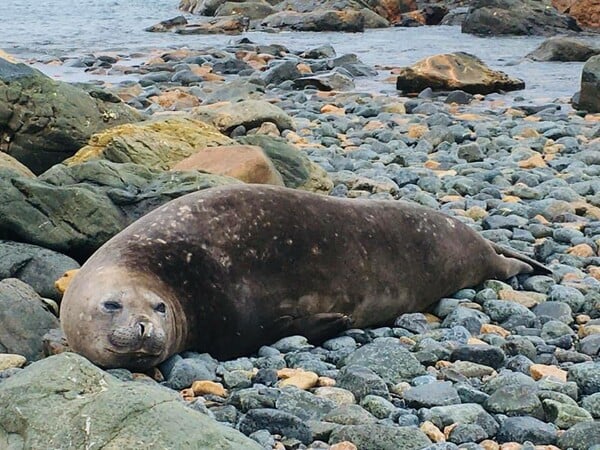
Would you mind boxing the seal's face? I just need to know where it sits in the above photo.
[61,267,177,371]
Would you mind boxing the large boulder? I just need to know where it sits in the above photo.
[577,55,600,113]
[553,0,600,29]
[0,241,79,300]
[0,278,59,361]
[238,135,334,194]
[171,144,285,185]
[395,52,525,95]
[462,0,581,36]
[0,161,237,259]
[215,1,276,19]
[66,115,234,170]
[261,9,367,32]
[274,0,415,23]
[0,352,262,449]
[0,151,34,177]
[0,58,141,175]
[526,36,600,61]
[192,100,295,134]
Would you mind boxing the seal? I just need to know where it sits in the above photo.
[60,184,549,370]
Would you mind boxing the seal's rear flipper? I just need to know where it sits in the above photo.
[491,243,552,276]
[275,313,353,344]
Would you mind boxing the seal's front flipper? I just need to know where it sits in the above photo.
[275,313,353,344]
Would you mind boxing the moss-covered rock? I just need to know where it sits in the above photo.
[0,161,238,260]
[0,352,262,449]
[66,115,234,170]
[0,58,141,174]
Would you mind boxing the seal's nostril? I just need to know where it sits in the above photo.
[139,322,146,337]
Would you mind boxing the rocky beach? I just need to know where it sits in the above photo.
[1,0,600,449]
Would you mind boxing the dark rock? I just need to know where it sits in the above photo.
[145,15,188,32]
[496,415,557,444]
[450,345,506,369]
[420,403,499,437]
[238,408,312,444]
[323,404,377,425]
[262,60,302,86]
[484,384,545,419]
[447,423,488,444]
[577,55,600,113]
[275,387,337,421]
[215,1,276,20]
[293,69,355,91]
[0,278,59,361]
[526,36,600,61]
[462,0,581,36]
[0,240,79,300]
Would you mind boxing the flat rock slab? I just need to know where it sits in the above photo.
[395,52,525,95]
[0,352,262,449]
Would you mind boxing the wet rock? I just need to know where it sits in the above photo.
[0,353,261,449]
[484,383,545,419]
[323,404,377,425]
[329,424,432,450]
[462,0,581,36]
[395,52,525,95]
[176,16,250,35]
[577,55,600,113]
[66,115,233,170]
[0,278,59,361]
[543,398,594,428]
[0,241,79,300]
[0,58,141,174]
[526,36,600,61]
[145,15,188,32]
[582,392,600,418]
[359,394,396,419]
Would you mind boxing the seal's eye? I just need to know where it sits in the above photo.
[102,301,122,312]
[154,302,166,314]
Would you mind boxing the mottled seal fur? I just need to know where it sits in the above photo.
[60,184,548,370]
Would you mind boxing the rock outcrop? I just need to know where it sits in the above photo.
[462,0,581,36]
[0,352,262,449]
[0,58,141,174]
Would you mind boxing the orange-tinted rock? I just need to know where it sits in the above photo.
[171,145,285,186]
[530,364,568,382]
[554,0,600,28]
[396,52,525,95]
[330,442,358,450]
[191,380,228,397]
[149,89,201,110]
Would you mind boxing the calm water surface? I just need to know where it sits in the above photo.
[2,0,596,103]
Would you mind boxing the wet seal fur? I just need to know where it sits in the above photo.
[60,184,549,370]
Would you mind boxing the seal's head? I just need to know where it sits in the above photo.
[60,265,184,371]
